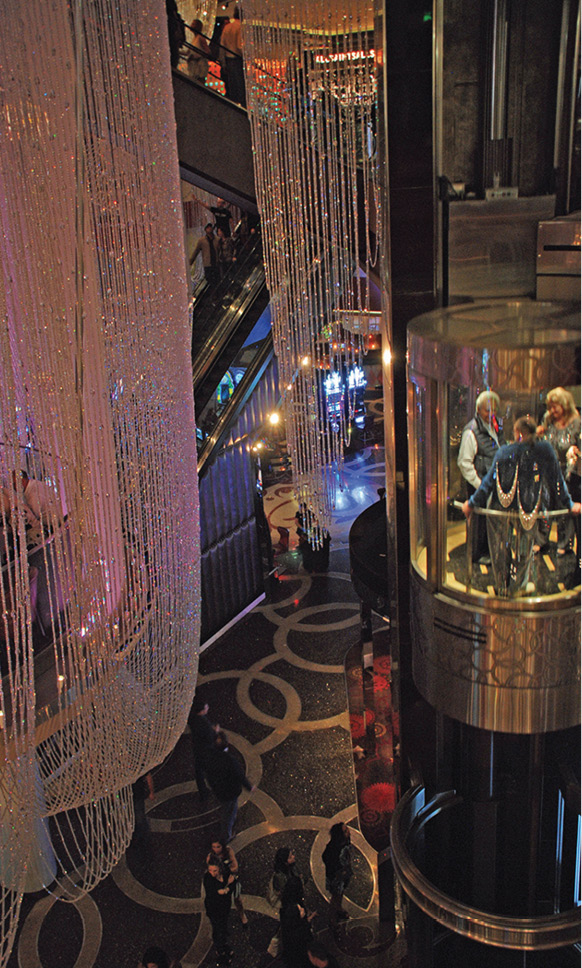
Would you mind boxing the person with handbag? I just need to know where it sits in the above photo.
[280,894,316,968]
[206,839,248,925]
[266,847,302,958]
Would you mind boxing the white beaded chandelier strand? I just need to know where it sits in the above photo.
[241,0,380,540]
[0,0,200,956]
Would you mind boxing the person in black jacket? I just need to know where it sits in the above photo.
[463,415,580,597]
[188,695,218,804]
[205,731,255,842]
[280,899,315,968]
[322,823,352,924]
[203,862,234,966]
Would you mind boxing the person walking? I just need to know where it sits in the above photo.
[203,861,234,966]
[322,823,353,924]
[280,897,315,968]
[205,731,255,842]
[130,772,154,848]
[271,847,304,907]
[188,695,218,804]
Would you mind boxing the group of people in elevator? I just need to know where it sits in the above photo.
[459,386,581,597]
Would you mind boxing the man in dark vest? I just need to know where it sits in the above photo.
[458,389,505,565]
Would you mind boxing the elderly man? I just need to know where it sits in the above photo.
[458,389,505,565]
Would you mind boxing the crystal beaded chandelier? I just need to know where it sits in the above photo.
[0,1,200,962]
[242,0,381,541]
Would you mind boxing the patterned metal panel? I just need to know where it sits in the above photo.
[198,357,279,642]
[411,573,581,733]
[408,300,579,390]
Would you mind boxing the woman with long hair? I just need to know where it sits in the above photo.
[203,861,234,966]
[206,838,248,925]
[272,846,304,905]
[536,387,580,554]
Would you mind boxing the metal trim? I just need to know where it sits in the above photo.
[391,785,582,949]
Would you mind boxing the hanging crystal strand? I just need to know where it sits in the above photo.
[242,0,377,538]
[0,0,200,941]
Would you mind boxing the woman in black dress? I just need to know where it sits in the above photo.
[322,823,353,923]
[203,861,234,965]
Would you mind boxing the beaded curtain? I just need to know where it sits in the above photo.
[0,0,200,960]
[241,0,380,540]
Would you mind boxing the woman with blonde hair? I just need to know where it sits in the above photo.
[536,387,580,554]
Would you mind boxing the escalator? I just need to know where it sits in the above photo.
[173,75,274,643]
[193,307,277,644]
[191,233,268,416]
[173,69,256,209]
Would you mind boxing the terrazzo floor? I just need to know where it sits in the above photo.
[7,435,409,968]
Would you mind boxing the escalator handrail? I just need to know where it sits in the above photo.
[191,262,266,392]
[191,250,266,393]
[452,499,572,520]
[390,784,581,950]
[182,25,243,64]
[180,29,283,94]
[197,332,275,476]
[191,233,262,314]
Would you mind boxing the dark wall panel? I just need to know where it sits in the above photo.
[199,441,263,643]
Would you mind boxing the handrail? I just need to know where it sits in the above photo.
[177,29,296,101]
[192,263,265,390]
[191,236,266,389]
[451,500,576,594]
[197,332,274,475]
[181,32,243,65]
[391,785,581,950]
[452,500,572,520]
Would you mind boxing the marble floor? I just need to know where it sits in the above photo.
[7,433,410,968]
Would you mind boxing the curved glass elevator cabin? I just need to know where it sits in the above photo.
[392,300,581,967]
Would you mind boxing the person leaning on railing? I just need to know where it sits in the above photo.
[185,19,212,84]
[462,415,580,596]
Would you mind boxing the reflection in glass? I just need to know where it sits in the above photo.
[411,377,428,578]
